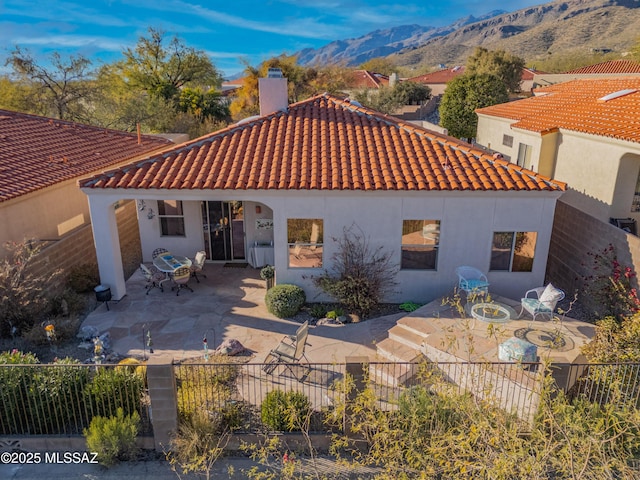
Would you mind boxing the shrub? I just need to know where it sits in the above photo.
[84,368,144,419]
[309,304,328,318]
[0,239,62,337]
[265,284,306,318]
[67,263,100,293]
[261,390,311,432]
[313,224,397,318]
[84,408,140,467]
[260,265,275,280]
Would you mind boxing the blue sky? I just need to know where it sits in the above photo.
[0,0,542,78]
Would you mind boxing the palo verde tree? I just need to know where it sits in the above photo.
[5,47,96,121]
[466,47,525,94]
[439,73,508,141]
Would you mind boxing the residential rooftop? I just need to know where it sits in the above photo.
[80,94,564,193]
[476,77,640,143]
[0,109,172,203]
[562,59,640,75]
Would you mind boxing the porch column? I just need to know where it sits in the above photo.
[88,196,127,300]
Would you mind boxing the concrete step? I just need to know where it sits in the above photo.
[370,362,417,388]
[397,316,437,337]
[388,324,426,351]
[376,337,423,363]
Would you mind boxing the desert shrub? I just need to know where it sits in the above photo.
[326,308,344,319]
[67,263,100,293]
[265,284,306,318]
[85,367,144,419]
[309,303,328,318]
[0,239,62,337]
[0,350,39,434]
[313,224,397,318]
[261,390,311,432]
[84,408,140,467]
[48,287,90,317]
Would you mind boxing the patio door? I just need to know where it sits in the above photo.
[202,201,245,262]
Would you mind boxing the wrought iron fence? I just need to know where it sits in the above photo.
[0,363,151,436]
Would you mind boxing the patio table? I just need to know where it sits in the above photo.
[152,254,192,289]
[469,302,515,323]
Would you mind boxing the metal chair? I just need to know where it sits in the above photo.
[140,264,165,294]
[263,321,311,381]
[152,248,170,259]
[455,266,489,300]
[190,250,207,283]
[171,267,194,296]
[519,284,565,323]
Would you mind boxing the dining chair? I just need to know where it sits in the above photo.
[190,250,207,283]
[171,267,194,296]
[152,248,170,259]
[140,264,165,294]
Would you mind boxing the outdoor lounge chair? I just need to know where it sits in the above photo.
[263,321,311,381]
[518,284,565,324]
[455,266,489,300]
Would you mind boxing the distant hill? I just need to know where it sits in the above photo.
[295,0,640,71]
[296,11,506,67]
[390,0,640,69]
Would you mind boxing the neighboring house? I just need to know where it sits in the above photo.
[80,76,565,303]
[475,78,640,226]
[533,59,640,88]
[0,109,172,265]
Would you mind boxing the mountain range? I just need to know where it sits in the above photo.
[297,0,640,70]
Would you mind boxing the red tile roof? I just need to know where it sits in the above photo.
[80,94,565,193]
[348,70,389,89]
[407,66,466,84]
[476,77,640,143]
[0,110,172,203]
[563,59,640,75]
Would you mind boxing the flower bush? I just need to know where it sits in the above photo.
[265,284,306,318]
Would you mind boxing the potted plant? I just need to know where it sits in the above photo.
[260,265,275,290]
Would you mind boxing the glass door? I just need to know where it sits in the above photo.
[202,201,245,261]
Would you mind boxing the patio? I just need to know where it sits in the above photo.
[81,264,595,367]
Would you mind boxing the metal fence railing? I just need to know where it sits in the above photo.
[0,363,150,436]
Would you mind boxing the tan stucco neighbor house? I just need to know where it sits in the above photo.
[0,109,172,262]
[80,76,565,304]
[475,77,640,226]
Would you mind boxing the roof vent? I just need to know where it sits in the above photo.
[598,88,637,102]
[267,68,283,78]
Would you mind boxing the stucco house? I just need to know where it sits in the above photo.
[80,75,565,304]
[532,59,640,88]
[475,77,640,226]
[0,110,172,267]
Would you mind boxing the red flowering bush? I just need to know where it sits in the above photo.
[582,244,640,322]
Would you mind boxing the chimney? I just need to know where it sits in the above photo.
[389,72,398,87]
[258,68,288,116]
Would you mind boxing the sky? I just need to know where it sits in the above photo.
[0,0,543,78]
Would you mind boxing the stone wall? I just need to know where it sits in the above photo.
[29,200,142,292]
[546,199,640,298]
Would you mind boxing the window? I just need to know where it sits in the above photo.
[502,134,513,147]
[490,231,537,272]
[401,220,440,270]
[632,169,640,212]
[516,143,532,169]
[158,200,185,236]
[287,219,323,268]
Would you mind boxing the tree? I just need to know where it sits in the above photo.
[439,73,508,140]
[359,57,398,76]
[466,47,525,93]
[390,81,431,105]
[5,47,95,120]
[353,81,431,115]
[178,87,229,124]
[119,28,222,102]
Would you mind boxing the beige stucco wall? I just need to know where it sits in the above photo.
[86,188,561,303]
[0,179,91,258]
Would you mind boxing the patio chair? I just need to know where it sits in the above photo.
[455,266,489,300]
[140,263,165,294]
[190,250,207,283]
[171,267,194,296]
[263,321,311,381]
[152,248,170,259]
[518,284,565,324]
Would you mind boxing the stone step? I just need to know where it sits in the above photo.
[388,324,426,351]
[370,362,417,388]
[376,337,423,363]
[397,316,437,337]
